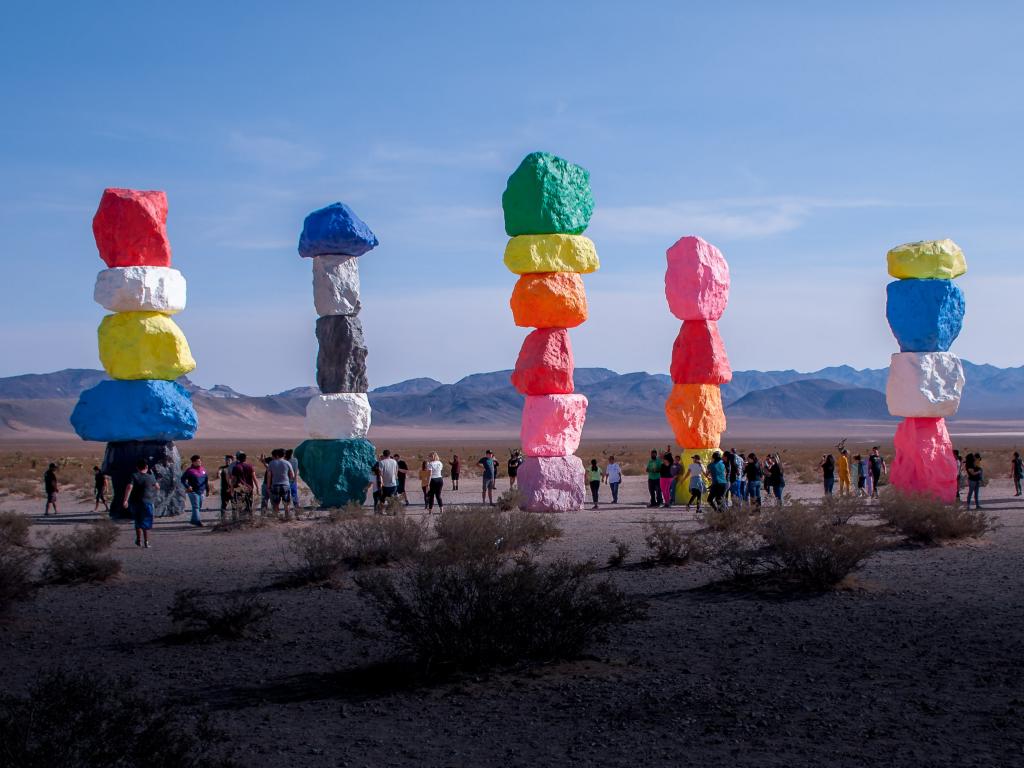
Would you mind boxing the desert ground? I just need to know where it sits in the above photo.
[1,439,1023,767]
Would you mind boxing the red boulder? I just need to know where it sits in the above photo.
[511,328,574,395]
[92,188,172,267]
[670,320,731,385]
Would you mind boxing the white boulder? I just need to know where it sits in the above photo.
[313,255,361,316]
[305,392,371,439]
[886,352,964,418]
[94,266,186,314]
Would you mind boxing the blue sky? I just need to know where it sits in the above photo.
[1,1,1021,393]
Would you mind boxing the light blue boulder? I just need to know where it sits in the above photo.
[298,202,378,259]
[886,279,965,352]
[295,438,376,507]
[71,380,198,442]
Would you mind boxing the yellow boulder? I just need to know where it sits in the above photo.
[98,312,195,380]
[503,234,599,275]
[887,239,966,280]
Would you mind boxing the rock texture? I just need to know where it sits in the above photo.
[305,393,371,439]
[298,202,378,259]
[97,312,196,380]
[665,383,726,448]
[71,380,197,442]
[886,352,964,418]
[102,440,184,519]
[516,455,586,512]
[94,266,186,314]
[502,152,594,236]
[511,328,574,395]
[665,236,730,321]
[315,315,369,393]
[670,321,732,385]
[312,255,361,316]
[887,239,966,280]
[295,438,376,507]
[521,394,588,457]
[510,273,588,328]
[889,417,957,503]
[92,188,172,268]
[886,279,965,352]
[503,234,599,275]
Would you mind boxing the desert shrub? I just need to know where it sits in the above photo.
[642,519,696,565]
[0,669,235,767]
[43,519,121,584]
[356,556,642,673]
[168,589,274,641]
[0,510,31,547]
[496,487,522,511]
[607,538,630,568]
[819,495,865,525]
[327,501,367,522]
[880,490,993,543]
[382,494,405,516]
[0,511,36,612]
[430,507,561,563]
[703,503,759,532]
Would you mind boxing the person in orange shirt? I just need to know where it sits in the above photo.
[837,449,852,496]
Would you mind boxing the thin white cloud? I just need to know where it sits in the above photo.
[227,132,322,171]
[367,142,506,170]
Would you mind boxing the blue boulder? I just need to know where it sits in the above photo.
[295,438,376,507]
[886,279,965,352]
[298,202,378,259]
[71,380,198,442]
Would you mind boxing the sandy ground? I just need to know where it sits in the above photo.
[2,475,1023,768]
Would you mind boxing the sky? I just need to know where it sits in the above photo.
[1,1,1022,394]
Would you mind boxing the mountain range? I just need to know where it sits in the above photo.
[0,361,1020,439]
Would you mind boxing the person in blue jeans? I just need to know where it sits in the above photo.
[180,455,209,527]
[744,453,763,507]
[819,454,836,496]
[285,448,300,507]
[123,458,157,548]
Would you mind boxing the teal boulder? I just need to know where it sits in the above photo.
[295,438,376,507]
[502,152,594,236]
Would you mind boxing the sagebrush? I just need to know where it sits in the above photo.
[43,519,121,583]
[168,589,274,641]
[880,491,993,543]
[642,519,696,565]
[430,507,561,563]
[0,511,36,612]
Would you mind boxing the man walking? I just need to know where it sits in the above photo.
[181,455,209,527]
[377,450,399,508]
[266,449,296,519]
[604,456,622,504]
[646,450,663,508]
[218,455,234,517]
[43,463,59,516]
[123,459,156,548]
[93,466,109,512]
[394,453,409,505]
[477,450,499,505]
[868,447,886,498]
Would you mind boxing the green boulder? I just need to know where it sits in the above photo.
[295,438,376,508]
[502,152,594,236]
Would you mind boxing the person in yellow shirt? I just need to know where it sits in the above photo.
[837,449,852,496]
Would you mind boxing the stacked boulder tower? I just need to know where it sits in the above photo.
[885,239,967,502]
[663,236,731,500]
[71,188,196,517]
[293,203,377,508]
[502,152,598,512]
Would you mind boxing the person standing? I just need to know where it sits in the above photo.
[646,450,663,508]
[603,456,622,504]
[93,466,109,512]
[868,447,886,498]
[218,455,234,517]
[837,449,851,496]
[685,454,706,512]
[394,453,410,506]
[285,448,300,510]
[425,452,444,513]
[659,453,675,508]
[707,452,728,512]
[1012,452,1023,497]
[377,450,399,507]
[43,463,59,516]
[965,452,983,509]
[588,459,601,509]
[267,449,296,519]
[180,455,209,527]
[122,458,156,548]
[230,452,258,513]
[418,460,431,507]
[450,455,461,491]
[477,450,499,505]
[508,450,523,489]
[820,454,836,496]
[745,453,763,508]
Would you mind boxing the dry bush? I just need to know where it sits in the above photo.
[430,506,561,563]
[880,490,993,543]
[382,495,405,516]
[168,589,274,641]
[0,511,37,612]
[703,503,759,532]
[496,487,522,511]
[42,519,121,584]
[607,538,630,568]
[356,556,642,673]
[0,669,235,767]
[642,519,696,565]
[819,495,866,525]
[326,501,367,523]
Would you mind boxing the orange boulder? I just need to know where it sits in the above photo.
[664,383,726,448]
[510,273,588,328]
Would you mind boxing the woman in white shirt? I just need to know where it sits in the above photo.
[603,456,622,504]
[425,452,445,513]
[686,456,707,513]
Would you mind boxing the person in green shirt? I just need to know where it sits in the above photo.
[588,459,602,509]
[646,449,663,507]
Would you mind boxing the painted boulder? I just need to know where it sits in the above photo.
[521,394,588,457]
[516,455,586,513]
[887,239,966,280]
[889,417,957,503]
[885,279,964,352]
[315,315,369,393]
[94,266,186,314]
[502,152,594,236]
[71,380,197,442]
[886,352,964,418]
[102,440,185,519]
[665,383,726,449]
[312,254,361,316]
[511,328,574,395]
[503,234,599,275]
[510,273,588,328]
[92,188,172,268]
[298,202,378,259]
[97,312,196,380]
[665,236,730,321]
[295,438,376,508]
[305,393,372,439]
[670,320,732,385]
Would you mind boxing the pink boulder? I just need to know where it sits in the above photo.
[93,188,172,268]
[665,236,730,321]
[670,320,732,385]
[516,455,586,512]
[890,417,957,503]
[511,328,574,395]
[521,394,587,457]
